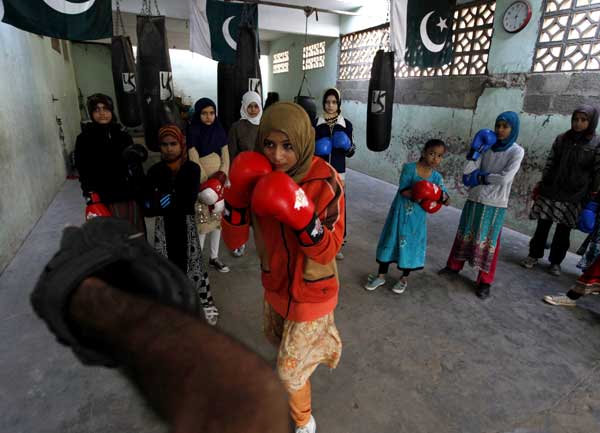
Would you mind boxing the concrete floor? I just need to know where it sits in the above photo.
[2,169,600,433]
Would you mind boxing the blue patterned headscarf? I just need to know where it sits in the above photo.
[493,111,520,152]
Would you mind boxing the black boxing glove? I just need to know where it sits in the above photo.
[30,217,200,366]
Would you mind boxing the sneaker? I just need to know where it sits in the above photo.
[231,245,245,258]
[476,283,491,299]
[391,278,407,294]
[548,264,561,276]
[336,251,344,260]
[543,293,577,306]
[295,415,316,433]
[365,276,385,291]
[202,305,219,325]
[521,256,538,269]
[209,258,230,273]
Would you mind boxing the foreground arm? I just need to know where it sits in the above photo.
[69,277,289,433]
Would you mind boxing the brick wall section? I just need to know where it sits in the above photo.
[338,72,600,114]
[337,76,486,110]
[523,73,600,115]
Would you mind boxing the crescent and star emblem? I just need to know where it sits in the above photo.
[222,16,237,50]
[420,10,449,53]
[42,0,96,15]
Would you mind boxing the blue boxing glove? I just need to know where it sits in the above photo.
[315,137,333,156]
[332,131,352,151]
[578,201,599,233]
[467,129,497,161]
[462,170,489,187]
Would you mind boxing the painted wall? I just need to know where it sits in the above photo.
[268,34,340,104]
[0,27,80,272]
[338,0,588,241]
[71,43,116,112]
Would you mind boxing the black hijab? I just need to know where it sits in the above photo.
[188,98,228,157]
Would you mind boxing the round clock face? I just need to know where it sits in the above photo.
[502,1,532,33]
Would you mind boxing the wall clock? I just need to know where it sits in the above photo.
[502,0,532,34]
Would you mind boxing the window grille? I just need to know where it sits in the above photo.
[338,1,496,80]
[273,50,289,74]
[533,0,600,72]
[303,41,326,70]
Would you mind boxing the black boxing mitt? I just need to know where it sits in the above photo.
[30,217,201,366]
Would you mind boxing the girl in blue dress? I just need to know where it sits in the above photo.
[365,140,449,294]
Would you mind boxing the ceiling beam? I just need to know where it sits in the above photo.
[225,0,363,16]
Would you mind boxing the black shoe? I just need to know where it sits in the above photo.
[209,258,230,273]
[476,283,491,299]
[438,267,459,276]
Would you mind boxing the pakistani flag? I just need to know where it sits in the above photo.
[1,0,112,40]
[390,0,454,68]
[190,0,258,64]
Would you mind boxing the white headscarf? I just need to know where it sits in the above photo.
[240,91,262,126]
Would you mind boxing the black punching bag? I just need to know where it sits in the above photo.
[367,50,395,152]
[111,35,141,127]
[294,74,317,124]
[234,24,262,109]
[136,15,182,151]
[217,62,237,133]
[218,4,261,133]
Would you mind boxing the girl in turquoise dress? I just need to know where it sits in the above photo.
[365,140,449,294]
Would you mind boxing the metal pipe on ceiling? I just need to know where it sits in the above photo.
[225,0,364,16]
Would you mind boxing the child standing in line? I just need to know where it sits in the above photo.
[365,139,449,294]
[314,88,355,260]
[227,91,263,258]
[144,125,219,325]
[187,98,231,273]
[439,112,524,300]
[522,105,600,276]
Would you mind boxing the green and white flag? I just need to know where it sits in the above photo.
[189,0,257,64]
[390,0,454,68]
[1,0,112,40]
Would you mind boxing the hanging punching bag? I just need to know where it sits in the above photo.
[136,15,182,151]
[217,4,261,133]
[234,23,262,110]
[217,62,237,133]
[367,50,395,152]
[294,74,317,124]
[111,35,141,127]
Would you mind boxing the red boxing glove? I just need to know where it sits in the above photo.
[420,199,443,214]
[251,172,324,246]
[210,170,227,185]
[85,192,111,220]
[224,152,272,215]
[411,180,442,202]
[199,178,224,205]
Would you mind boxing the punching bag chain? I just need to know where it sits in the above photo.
[379,0,391,51]
[140,0,160,16]
[298,9,314,97]
[114,0,127,36]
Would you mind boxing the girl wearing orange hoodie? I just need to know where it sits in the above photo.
[222,102,344,433]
